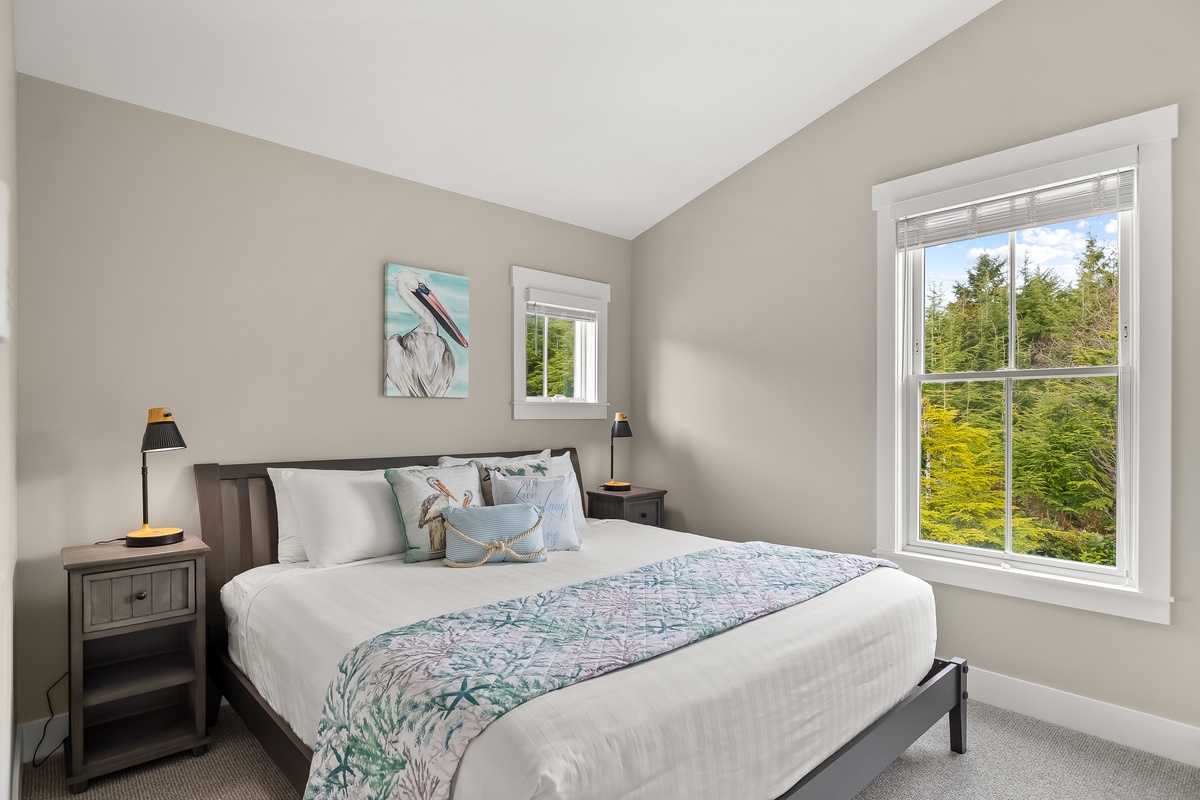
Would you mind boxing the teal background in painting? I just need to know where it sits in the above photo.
[385,263,470,397]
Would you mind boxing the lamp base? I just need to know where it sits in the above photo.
[602,481,632,492]
[126,524,184,547]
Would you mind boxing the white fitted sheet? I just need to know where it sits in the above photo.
[222,521,936,800]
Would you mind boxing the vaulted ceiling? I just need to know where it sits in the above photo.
[15,1,1002,239]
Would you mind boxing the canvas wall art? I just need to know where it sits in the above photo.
[384,263,469,397]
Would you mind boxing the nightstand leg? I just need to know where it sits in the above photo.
[205,677,221,727]
[68,779,88,794]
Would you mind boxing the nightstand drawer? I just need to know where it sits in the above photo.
[82,560,195,633]
[627,499,661,527]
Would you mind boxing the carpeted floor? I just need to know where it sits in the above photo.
[21,702,1200,799]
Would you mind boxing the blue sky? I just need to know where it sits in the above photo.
[924,213,1118,304]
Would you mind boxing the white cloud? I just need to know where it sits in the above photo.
[1105,218,1118,234]
[966,245,1008,262]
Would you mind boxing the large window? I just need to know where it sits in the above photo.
[874,107,1176,623]
[512,266,610,420]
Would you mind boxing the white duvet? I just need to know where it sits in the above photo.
[222,521,936,800]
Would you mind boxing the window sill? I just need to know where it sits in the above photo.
[513,401,609,420]
[877,548,1172,624]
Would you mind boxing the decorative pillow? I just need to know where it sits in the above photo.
[438,450,549,467]
[478,459,552,505]
[386,464,483,563]
[546,453,587,530]
[271,468,409,567]
[440,504,547,567]
[491,473,582,551]
[266,468,308,563]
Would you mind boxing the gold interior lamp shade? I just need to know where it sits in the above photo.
[603,412,633,492]
[126,407,188,547]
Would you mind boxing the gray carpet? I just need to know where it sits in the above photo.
[20,702,1200,799]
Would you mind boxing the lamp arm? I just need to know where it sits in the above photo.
[141,451,149,526]
[610,434,615,483]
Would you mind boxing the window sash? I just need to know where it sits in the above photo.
[903,207,1132,577]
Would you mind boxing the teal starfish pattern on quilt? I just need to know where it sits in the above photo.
[304,542,895,800]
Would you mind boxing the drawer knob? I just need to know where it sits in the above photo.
[640,512,648,518]
[134,590,148,601]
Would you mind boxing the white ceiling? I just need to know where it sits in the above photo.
[14,1,1001,239]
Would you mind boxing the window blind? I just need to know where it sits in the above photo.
[526,301,598,324]
[896,168,1135,249]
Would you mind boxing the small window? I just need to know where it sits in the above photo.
[512,266,610,420]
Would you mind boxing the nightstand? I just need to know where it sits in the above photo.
[61,535,210,793]
[586,486,667,527]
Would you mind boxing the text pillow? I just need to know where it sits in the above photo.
[386,464,483,562]
[272,468,408,567]
[491,473,582,551]
[477,459,551,505]
[547,453,587,530]
[440,504,547,567]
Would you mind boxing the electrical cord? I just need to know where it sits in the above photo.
[30,671,68,767]
[93,537,126,545]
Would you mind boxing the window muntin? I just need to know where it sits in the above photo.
[907,190,1129,575]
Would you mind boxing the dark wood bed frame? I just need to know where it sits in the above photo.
[194,447,967,799]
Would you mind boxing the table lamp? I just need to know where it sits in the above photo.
[603,412,633,492]
[126,407,188,547]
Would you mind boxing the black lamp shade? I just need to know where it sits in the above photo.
[611,413,633,439]
[141,409,187,453]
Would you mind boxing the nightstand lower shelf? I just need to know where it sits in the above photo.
[82,705,206,770]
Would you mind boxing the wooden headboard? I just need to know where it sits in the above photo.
[193,447,584,651]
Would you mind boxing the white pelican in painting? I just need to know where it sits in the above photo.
[418,476,458,556]
[386,271,468,397]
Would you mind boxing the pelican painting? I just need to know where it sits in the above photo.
[384,264,469,397]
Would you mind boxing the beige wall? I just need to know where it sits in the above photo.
[632,0,1200,725]
[1,0,15,783]
[12,76,632,721]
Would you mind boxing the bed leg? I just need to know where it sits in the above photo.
[949,657,967,754]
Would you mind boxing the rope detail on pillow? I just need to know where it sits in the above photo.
[442,517,547,568]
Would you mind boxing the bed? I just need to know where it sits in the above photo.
[194,447,967,799]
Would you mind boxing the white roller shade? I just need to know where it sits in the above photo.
[897,168,1135,249]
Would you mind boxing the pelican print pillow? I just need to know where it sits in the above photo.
[386,465,483,563]
[491,473,582,551]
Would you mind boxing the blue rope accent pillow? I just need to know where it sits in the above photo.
[440,503,547,567]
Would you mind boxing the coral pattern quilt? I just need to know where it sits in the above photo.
[304,542,895,800]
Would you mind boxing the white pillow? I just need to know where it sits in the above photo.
[269,468,409,567]
[492,473,582,551]
[266,468,308,563]
[547,453,587,532]
[438,450,549,467]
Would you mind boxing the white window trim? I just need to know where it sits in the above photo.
[512,265,610,420]
[872,106,1177,624]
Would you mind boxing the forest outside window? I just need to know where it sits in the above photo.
[511,266,610,420]
[873,106,1176,623]
[906,174,1130,579]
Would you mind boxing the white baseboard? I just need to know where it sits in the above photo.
[970,667,1200,768]
[18,712,67,766]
